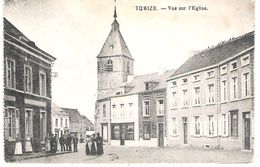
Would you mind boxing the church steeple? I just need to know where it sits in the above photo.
[112,1,119,31]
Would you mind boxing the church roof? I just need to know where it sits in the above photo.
[97,16,133,60]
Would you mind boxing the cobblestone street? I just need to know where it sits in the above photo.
[18,143,253,163]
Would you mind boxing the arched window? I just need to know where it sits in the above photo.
[103,104,106,118]
[107,59,113,72]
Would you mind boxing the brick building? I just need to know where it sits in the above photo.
[4,18,56,155]
[166,32,254,150]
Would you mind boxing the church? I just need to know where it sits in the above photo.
[95,6,174,147]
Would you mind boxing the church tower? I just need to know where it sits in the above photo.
[97,6,134,99]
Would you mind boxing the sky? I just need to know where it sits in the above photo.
[3,0,255,122]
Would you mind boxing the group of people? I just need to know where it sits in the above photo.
[14,134,33,155]
[85,133,104,156]
[45,133,78,153]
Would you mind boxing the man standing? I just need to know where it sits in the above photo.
[73,135,78,152]
[96,133,104,155]
[59,135,65,151]
[67,134,72,151]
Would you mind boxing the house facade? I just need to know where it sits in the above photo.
[166,32,254,150]
[4,18,56,155]
[51,102,70,139]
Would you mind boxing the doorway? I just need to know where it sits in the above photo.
[158,123,164,147]
[182,117,188,144]
[243,112,251,150]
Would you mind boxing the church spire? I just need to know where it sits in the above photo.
[111,0,119,31]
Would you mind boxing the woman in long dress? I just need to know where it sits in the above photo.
[45,134,51,153]
[85,135,91,155]
[96,133,104,155]
[90,134,97,155]
[14,134,22,155]
[25,135,33,153]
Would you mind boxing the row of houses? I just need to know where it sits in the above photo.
[94,7,254,150]
[3,18,94,155]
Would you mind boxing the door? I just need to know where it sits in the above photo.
[183,117,188,144]
[102,125,108,142]
[244,113,251,150]
[158,123,164,147]
[120,125,125,145]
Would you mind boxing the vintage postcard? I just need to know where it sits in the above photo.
[1,0,256,164]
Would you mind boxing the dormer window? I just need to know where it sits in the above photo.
[230,60,237,71]
[106,59,113,72]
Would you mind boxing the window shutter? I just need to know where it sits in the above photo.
[218,115,222,136]
[204,116,209,137]
[4,117,9,140]
[226,114,229,136]
[214,115,218,137]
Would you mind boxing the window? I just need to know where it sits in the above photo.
[157,99,164,115]
[6,58,16,88]
[220,65,227,75]
[39,71,47,96]
[40,111,46,142]
[230,111,238,137]
[207,84,215,104]
[106,59,113,72]
[143,123,150,140]
[230,77,238,100]
[111,125,120,140]
[242,73,250,97]
[221,114,228,136]
[193,74,200,82]
[241,54,250,67]
[230,60,237,71]
[4,108,17,140]
[25,109,33,137]
[194,116,200,135]
[120,104,125,117]
[193,87,200,105]
[125,124,134,140]
[221,80,227,102]
[207,70,215,78]
[55,118,58,127]
[103,104,106,118]
[129,103,133,117]
[182,78,188,84]
[172,92,177,108]
[65,119,68,127]
[172,81,177,87]
[172,118,178,135]
[60,118,63,127]
[127,61,130,73]
[145,82,149,90]
[24,65,33,93]
[143,100,150,116]
[182,89,188,107]
[208,115,214,136]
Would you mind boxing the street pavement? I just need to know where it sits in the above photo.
[18,143,253,163]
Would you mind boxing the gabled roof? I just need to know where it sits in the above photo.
[51,102,69,116]
[82,115,94,127]
[97,18,133,60]
[4,17,56,61]
[170,31,254,78]
[62,108,83,122]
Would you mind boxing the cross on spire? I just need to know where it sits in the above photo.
[113,0,117,19]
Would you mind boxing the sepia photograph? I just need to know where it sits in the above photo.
[1,0,257,164]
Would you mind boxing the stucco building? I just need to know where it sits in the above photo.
[166,32,254,150]
[4,18,56,155]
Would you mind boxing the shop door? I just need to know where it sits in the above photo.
[158,123,164,147]
[244,113,251,150]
